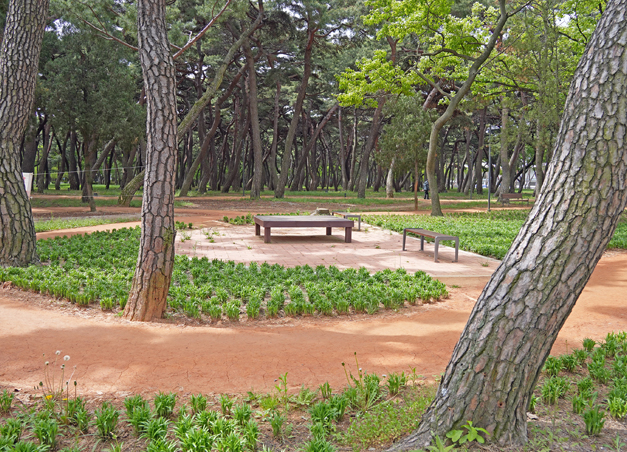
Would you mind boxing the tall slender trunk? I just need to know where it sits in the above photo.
[357,98,385,198]
[267,81,281,190]
[391,1,627,447]
[338,107,348,190]
[535,118,545,194]
[244,39,263,199]
[54,131,69,190]
[347,109,358,190]
[474,108,487,195]
[499,102,511,195]
[124,0,178,322]
[274,29,315,198]
[66,131,80,190]
[36,121,52,193]
[386,158,395,198]
[0,0,49,266]
[81,136,97,212]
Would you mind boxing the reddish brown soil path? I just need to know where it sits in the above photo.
[2,252,627,398]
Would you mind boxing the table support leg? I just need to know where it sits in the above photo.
[255,223,260,236]
[454,238,459,262]
[264,227,271,243]
[345,227,352,243]
[434,239,439,262]
[420,235,425,251]
[326,227,332,236]
[402,229,407,251]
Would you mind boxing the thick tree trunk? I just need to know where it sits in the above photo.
[390,1,627,448]
[275,29,315,198]
[0,0,49,267]
[124,0,178,322]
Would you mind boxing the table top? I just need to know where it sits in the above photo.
[254,215,354,226]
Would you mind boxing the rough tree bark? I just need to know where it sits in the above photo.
[390,0,627,447]
[123,0,178,321]
[0,0,49,267]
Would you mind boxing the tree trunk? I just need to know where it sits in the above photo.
[124,0,178,322]
[474,108,487,195]
[390,1,627,447]
[499,102,511,195]
[535,118,545,194]
[347,109,358,191]
[54,131,69,190]
[357,99,385,198]
[386,158,395,198]
[244,39,263,199]
[0,0,49,267]
[81,137,97,212]
[267,80,281,190]
[36,121,52,194]
[66,131,80,190]
[274,29,315,198]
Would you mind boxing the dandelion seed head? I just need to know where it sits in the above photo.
[64,355,70,361]
[56,350,61,355]
[45,361,49,366]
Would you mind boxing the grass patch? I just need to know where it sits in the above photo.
[340,384,435,451]
[364,211,627,259]
[34,217,139,233]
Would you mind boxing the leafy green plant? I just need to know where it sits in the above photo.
[141,417,170,442]
[528,394,538,413]
[386,372,407,396]
[275,372,290,410]
[95,401,119,439]
[446,420,489,445]
[319,382,332,400]
[129,404,153,435]
[583,338,596,352]
[145,438,177,452]
[244,420,259,451]
[342,353,382,413]
[584,406,606,436]
[33,419,59,449]
[295,385,317,408]
[154,392,177,418]
[0,389,14,413]
[541,376,570,405]
[573,349,588,365]
[179,427,214,452]
[0,418,22,444]
[310,401,338,433]
[425,435,456,452]
[543,356,563,377]
[302,438,337,452]
[219,394,233,416]
[572,394,587,414]
[125,394,149,418]
[608,396,627,419]
[233,403,252,426]
[269,411,285,438]
[588,360,611,384]
[560,354,578,372]
[189,394,207,414]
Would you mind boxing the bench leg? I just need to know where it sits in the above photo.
[345,227,352,243]
[402,229,407,251]
[326,227,332,236]
[454,237,459,262]
[264,227,271,243]
[255,223,260,236]
[434,239,439,263]
[357,217,361,231]
[420,235,425,251]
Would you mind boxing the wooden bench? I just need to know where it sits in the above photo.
[500,193,530,205]
[331,211,361,230]
[402,228,459,263]
[254,215,354,243]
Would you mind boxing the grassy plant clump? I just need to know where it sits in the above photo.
[154,392,177,419]
[94,401,119,439]
[0,227,448,323]
[0,390,14,414]
[364,212,627,259]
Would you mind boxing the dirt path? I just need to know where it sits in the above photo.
[2,252,627,398]
[4,200,626,399]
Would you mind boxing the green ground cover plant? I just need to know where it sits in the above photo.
[364,212,627,259]
[4,332,627,452]
[0,227,448,322]
[34,217,139,233]
[0,364,433,452]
